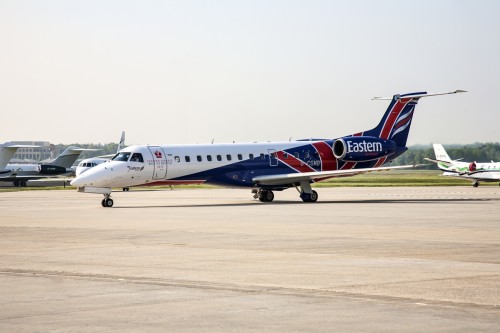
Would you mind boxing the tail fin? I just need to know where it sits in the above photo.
[357,90,466,147]
[50,146,100,168]
[0,144,40,170]
[433,144,452,162]
[117,131,126,153]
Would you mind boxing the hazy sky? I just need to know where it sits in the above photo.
[1,0,499,146]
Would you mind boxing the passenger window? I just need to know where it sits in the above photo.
[217,155,222,161]
[185,156,191,163]
[294,152,299,159]
[131,153,144,162]
[237,154,242,160]
[249,154,254,159]
[174,156,180,163]
[227,154,232,161]
[197,155,202,162]
[305,151,310,159]
[260,153,265,159]
[283,153,288,159]
[207,155,212,162]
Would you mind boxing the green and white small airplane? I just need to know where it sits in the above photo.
[425,144,500,187]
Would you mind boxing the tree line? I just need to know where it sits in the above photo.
[392,143,500,166]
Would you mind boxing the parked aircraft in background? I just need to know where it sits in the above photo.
[0,143,40,175]
[76,131,126,177]
[71,90,464,207]
[1,146,98,187]
[425,143,500,187]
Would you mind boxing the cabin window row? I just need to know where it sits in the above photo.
[174,153,275,163]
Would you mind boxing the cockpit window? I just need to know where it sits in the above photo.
[130,153,144,163]
[112,152,131,161]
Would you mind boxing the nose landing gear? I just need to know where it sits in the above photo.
[101,194,114,207]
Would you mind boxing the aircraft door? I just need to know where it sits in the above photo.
[268,149,278,166]
[148,146,167,179]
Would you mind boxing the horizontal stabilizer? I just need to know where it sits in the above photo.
[372,90,466,101]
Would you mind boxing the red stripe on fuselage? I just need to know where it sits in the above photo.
[276,151,316,173]
[312,141,337,171]
[340,161,356,170]
[373,156,387,168]
[379,98,411,139]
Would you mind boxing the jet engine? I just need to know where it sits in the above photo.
[333,136,397,162]
[38,165,67,175]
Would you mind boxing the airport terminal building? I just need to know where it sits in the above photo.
[10,141,54,162]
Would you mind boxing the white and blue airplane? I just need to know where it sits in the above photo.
[425,143,500,187]
[71,90,464,207]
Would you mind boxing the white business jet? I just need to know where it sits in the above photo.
[425,143,500,187]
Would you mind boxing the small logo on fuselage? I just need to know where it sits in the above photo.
[127,166,144,171]
[154,151,162,158]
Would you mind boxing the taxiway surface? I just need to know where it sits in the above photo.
[0,187,499,332]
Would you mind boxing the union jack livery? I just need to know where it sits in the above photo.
[71,90,465,207]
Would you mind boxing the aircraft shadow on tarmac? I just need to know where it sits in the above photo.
[114,197,500,209]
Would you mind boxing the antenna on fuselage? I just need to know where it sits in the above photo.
[211,139,214,144]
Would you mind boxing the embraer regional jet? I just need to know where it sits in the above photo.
[71,90,464,207]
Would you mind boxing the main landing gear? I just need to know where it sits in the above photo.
[253,181,319,203]
[299,190,318,203]
[101,193,114,207]
[473,181,479,188]
[256,189,275,202]
[295,180,318,203]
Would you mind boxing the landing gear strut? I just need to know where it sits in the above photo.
[101,193,114,207]
[473,181,479,188]
[296,181,318,203]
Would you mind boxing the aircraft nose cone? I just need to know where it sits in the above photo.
[70,177,85,187]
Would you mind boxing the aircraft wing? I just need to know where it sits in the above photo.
[467,169,500,177]
[423,158,453,167]
[252,164,423,186]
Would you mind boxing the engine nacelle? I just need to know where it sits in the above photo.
[38,164,67,175]
[333,136,397,162]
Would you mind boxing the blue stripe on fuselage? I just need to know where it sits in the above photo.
[169,142,407,188]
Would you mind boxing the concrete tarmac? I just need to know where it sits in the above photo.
[0,187,499,332]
